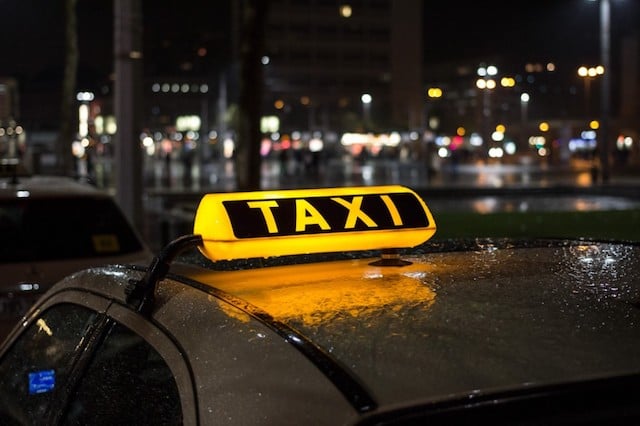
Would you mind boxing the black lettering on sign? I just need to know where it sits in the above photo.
[223,193,430,238]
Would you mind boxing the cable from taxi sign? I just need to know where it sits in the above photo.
[127,186,436,314]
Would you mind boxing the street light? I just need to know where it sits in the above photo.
[577,65,604,118]
[476,65,498,152]
[425,87,442,131]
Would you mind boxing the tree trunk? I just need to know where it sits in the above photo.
[58,0,78,176]
[236,0,268,191]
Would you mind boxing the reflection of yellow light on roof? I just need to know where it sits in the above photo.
[197,259,437,326]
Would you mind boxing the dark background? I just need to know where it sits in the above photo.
[2,0,640,95]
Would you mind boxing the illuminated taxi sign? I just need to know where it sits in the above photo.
[193,185,436,261]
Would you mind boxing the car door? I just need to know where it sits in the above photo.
[0,289,197,425]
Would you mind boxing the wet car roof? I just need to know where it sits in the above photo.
[169,239,640,407]
[50,237,640,412]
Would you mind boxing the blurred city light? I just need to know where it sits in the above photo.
[339,4,352,18]
[427,87,442,98]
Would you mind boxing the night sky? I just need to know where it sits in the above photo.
[1,0,639,93]
[423,0,640,66]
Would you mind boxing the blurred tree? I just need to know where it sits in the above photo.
[57,0,78,176]
[235,0,268,190]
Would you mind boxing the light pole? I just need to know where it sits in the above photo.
[361,93,372,130]
[520,92,530,153]
[577,65,604,118]
[476,65,497,155]
[589,0,611,183]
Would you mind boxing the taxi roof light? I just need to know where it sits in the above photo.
[193,185,436,261]
[129,186,436,316]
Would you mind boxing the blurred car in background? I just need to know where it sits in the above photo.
[0,185,638,424]
[0,164,152,339]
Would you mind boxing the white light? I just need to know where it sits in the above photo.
[437,147,449,158]
[223,138,235,159]
[71,141,85,158]
[389,132,401,146]
[78,104,89,121]
[309,138,324,152]
[489,147,504,158]
[624,136,633,148]
[339,5,352,17]
[76,91,94,102]
[491,131,504,142]
[361,93,372,104]
[105,117,117,135]
[520,93,530,103]
[261,56,270,65]
[469,133,483,146]
[176,115,201,131]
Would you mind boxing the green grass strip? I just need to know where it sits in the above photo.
[432,209,640,242]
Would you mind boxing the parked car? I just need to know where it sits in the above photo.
[0,185,638,425]
[0,167,152,339]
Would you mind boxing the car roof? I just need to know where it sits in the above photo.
[177,239,640,406]
[0,175,107,198]
[45,238,640,413]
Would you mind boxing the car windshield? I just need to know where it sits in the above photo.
[0,197,144,262]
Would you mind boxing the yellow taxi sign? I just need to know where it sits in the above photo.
[193,185,436,261]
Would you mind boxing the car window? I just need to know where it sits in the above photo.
[0,303,98,424]
[0,303,182,425]
[62,321,182,425]
[0,197,145,262]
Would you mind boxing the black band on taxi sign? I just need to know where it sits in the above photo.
[193,185,436,261]
[223,192,429,238]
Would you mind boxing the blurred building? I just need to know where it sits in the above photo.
[0,78,19,124]
[421,31,640,166]
[259,0,423,134]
